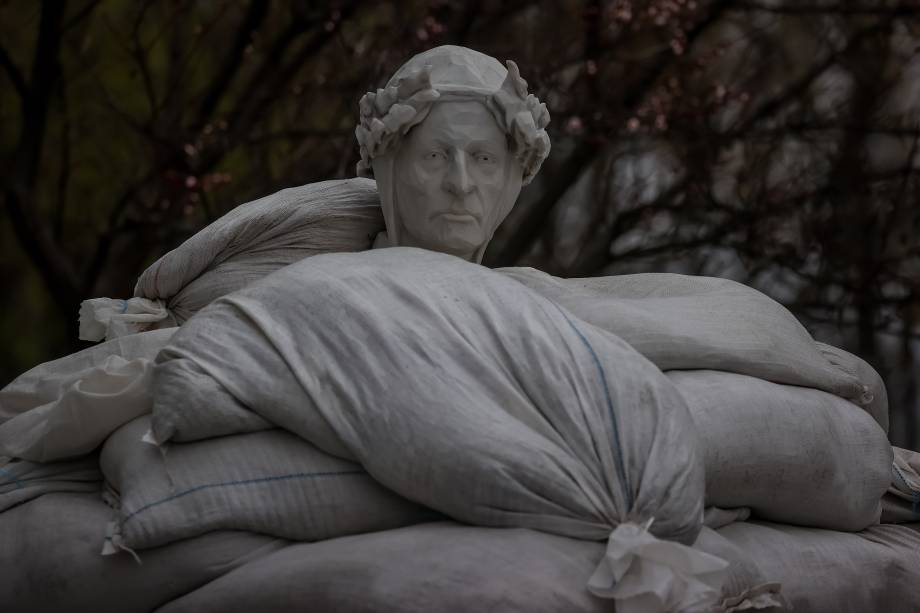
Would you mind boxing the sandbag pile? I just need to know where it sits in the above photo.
[150,247,723,610]
[1,179,912,612]
[497,267,894,532]
[0,491,788,613]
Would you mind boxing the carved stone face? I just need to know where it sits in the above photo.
[392,101,515,261]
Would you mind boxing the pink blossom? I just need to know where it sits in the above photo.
[566,116,584,134]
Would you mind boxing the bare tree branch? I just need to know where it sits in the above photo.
[0,43,28,101]
[194,0,269,130]
[63,0,100,32]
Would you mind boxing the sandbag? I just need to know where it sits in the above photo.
[152,247,711,609]
[0,329,174,462]
[134,178,383,326]
[0,328,174,422]
[719,521,920,613]
[498,267,868,406]
[0,492,285,613]
[156,523,784,613]
[668,370,892,531]
[101,416,434,550]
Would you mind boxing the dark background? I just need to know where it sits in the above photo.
[2,0,919,449]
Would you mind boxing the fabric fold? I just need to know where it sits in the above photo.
[588,521,729,612]
[79,298,175,342]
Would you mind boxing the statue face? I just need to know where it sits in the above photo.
[393,101,514,260]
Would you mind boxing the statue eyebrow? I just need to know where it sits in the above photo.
[427,137,505,151]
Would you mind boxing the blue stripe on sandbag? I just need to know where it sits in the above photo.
[122,469,366,524]
[555,307,633,510]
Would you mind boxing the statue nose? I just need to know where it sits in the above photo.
[442,152,474,196]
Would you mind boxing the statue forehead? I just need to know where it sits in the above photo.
[404,101,506,147]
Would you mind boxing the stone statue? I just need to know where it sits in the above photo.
[355,45,551,263]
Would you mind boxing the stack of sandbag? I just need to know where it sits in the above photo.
[79,178,384,341]
[72,179,892,537]
[0,490,786,613]
[498,266,894,532]
[7,177,908,610]
[0,492,286,613]
[0,329,178,515]
[148,247,728,611]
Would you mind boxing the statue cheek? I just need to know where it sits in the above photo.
[407,164,442,193]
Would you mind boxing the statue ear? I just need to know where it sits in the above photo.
[371,154,400,247]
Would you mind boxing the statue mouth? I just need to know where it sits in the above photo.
[436,212,479,224]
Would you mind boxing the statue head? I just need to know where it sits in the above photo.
[355,46,551,262]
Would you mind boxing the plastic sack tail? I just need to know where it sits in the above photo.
[101,519,142,564]
[588,520,729,613]
[79,297,174,342]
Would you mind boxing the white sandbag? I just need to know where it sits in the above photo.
[132,178,383,326]
[0,328,174,422]
[100,416,434,550]
[0,492,284,613]
[668,370,892,531]
[498,267,868,406]
[0,329,174,462]
[719,521,920,613]
[152,248,712,610]
[0,455,100,512]
[157,523,784,613]
[0,356,155,462]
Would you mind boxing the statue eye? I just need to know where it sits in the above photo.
[424,151,447,162]
[475,152,496,164]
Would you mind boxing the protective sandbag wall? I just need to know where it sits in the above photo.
[151,248,705,548]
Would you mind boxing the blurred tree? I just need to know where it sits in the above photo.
[1,0,919,447]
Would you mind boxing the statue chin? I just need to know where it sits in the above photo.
[406,224,485,261]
